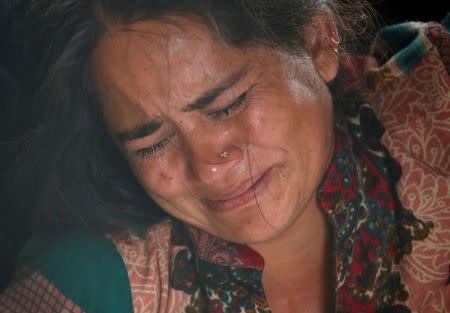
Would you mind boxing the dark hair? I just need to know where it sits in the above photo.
[4,0,376,234]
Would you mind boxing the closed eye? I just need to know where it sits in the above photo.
[134,92,248,159]
[135,135,173,160]
[208,92,248,121]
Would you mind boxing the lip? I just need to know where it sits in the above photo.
[205,167,273,213]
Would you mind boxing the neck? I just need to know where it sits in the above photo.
[249,196,330,277]
[250,197,333,312]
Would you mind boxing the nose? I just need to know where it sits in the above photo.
[183,127,245,184]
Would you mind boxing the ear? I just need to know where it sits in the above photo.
[303,14,340,83]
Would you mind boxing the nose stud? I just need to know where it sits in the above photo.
[219,151,229,159]
[217,145,245,161]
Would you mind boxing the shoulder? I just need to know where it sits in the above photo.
[368,16,450,313]
[366,16,449,215]
[1,219,195,313]
[109,218,194,313]
[367,16,449,232]
[1,230,133,313]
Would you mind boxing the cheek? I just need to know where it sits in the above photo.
[242,94,294,145]
[244,94,327,149]
[292,105,334,189]
[129,155,185,197]
[243,90,333,181]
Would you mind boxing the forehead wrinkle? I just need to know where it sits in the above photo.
[113,22,201,118]
[113,16,234,109]
[94,15,248,128]
[99,77,161,134]
[104,32,172,110]
[163,20,239,111]
[93,44,171,134]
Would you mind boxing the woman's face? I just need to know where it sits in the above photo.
[92,16,337,245]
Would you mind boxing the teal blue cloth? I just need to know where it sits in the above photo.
[375,12,449,73]
[376,22,429,73]
[19,231,133,313]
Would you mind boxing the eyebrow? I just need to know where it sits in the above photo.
[182,65,249,112]
[116,120,162,142]
[115,66,249,142]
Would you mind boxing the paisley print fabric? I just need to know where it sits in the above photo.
[109,221,192,313]
[368,21,450,313]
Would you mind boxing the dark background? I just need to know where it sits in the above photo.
[0,0,448,290]
[370,0,448,24]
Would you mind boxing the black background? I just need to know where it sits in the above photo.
[0,0,448,290]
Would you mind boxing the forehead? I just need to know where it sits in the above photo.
[91,16,248,120]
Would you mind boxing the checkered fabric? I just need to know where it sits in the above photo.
[0,266,83,313]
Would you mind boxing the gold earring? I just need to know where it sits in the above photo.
[330,36,341,45]
[219,151,229,159]
[330,36,340,54]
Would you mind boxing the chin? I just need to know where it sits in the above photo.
[209,175,304,244]
[211,197,300,245]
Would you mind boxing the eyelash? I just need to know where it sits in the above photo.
[135,136,171,159]
[209,92,248,120]
[135,92,249,159]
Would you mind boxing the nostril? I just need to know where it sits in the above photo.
[188,144,246,183]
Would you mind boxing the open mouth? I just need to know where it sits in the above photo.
[205,167,273,212]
